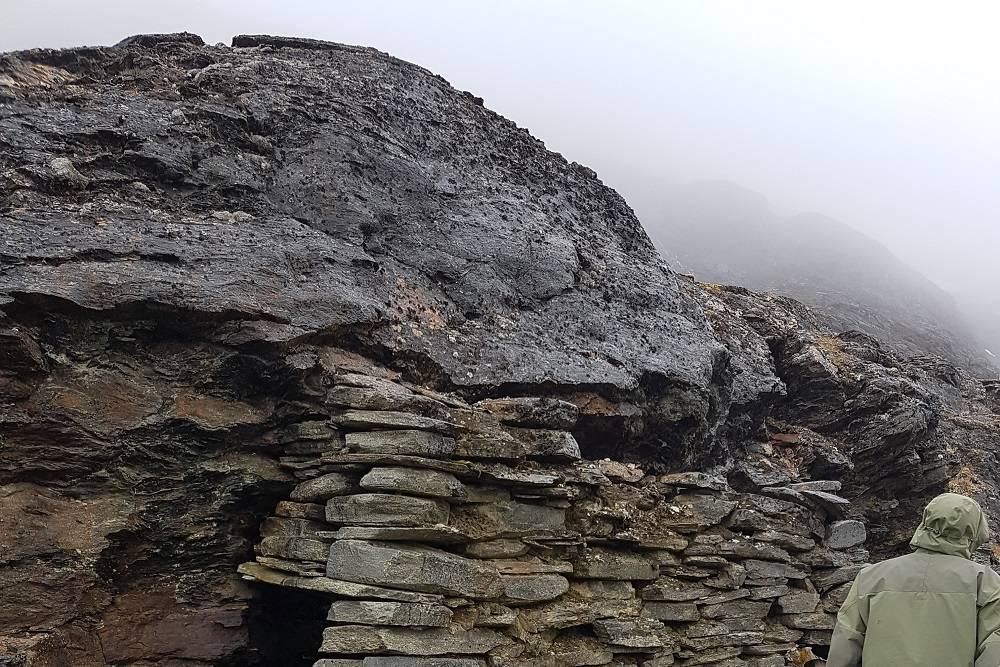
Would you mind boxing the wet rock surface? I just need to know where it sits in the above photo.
[0,31,999,667]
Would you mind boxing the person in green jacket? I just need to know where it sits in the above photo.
[827,492,1000,666]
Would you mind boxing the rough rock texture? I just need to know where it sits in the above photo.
[238,369,864,666]
[1,32,999,667]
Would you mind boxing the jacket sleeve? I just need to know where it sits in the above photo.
[826,577,868,667]
[976,567,1000,667]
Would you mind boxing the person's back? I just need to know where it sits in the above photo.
[828,493,1000,667]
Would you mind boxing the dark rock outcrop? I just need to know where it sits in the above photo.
[1,32,998,667]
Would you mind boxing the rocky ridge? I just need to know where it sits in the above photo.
[0,32,998,666]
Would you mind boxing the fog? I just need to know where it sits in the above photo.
[4,1,999,358]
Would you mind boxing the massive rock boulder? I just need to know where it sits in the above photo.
[1,31,998,667]
[0,33,781,665]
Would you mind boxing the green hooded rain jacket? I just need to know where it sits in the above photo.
[828,492,1000,666]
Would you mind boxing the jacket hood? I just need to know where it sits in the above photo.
[910,492,990,559]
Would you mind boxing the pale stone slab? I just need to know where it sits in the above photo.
[573,547,658,581]
[335,411,456,434]
[326,493,450,527]
[322,525,469,544]
[291,473,357,502]
[327,600,452,627]
[360,467,465,499]
[827,520,866,550]
[473,397,579,429]
[326,540,504,598]
[500,573,570,603]
[320,625,509,655]
[237,562,444,603]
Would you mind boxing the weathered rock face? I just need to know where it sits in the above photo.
[0,31,781,469]
[2,30,1000,667]
[236,369,864,666]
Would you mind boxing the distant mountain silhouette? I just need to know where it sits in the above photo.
[645,181,996,375]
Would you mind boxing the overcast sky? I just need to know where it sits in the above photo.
[2,1,997,301]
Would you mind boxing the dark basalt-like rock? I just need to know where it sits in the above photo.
[2,30,1000,667]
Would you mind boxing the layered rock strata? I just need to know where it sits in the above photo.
[240,369,866,666]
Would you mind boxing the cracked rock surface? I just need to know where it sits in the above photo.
[1,32,1000,667]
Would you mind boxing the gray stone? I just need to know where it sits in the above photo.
[326,540,504,598]
[752,530,816,552]
[450,500,565,539]
[659,472,728,493]
[507,428,582,460]
[237,562,443,603]
[642,578,713,602]
[516,581,639,632]
[574,547,658,581]
[703,563,747,590]
[320,625,508,655]
[326,384,443,414]
[313,660,362,667]
[660,494,736,532]
[744,656,787,667]
[743,559,807,580]
[685,619,764,638]
[471,603,518,627]
[788,480,842,493]
[687,538,790,563]
[697,589,751,606]
[334,410,457,434]
[327,601,452,627]
[360,467,466,499]
[362,660,486,667]
[800,489,851,517]
[681,631,764,651]
[291,472,357,502]
[326,493,450,526]
[699,599,772,620]
[683,555,728,569]
[323,525,469,544]
[749,585,789,600]
[812,564,867,592]
[490,559,573,575]
[776,590,820,614]
[501,573,570,603]
[827,520,867,550]
[474,397,579,429]
[276,500,327,521]
[256,536,329,562]
[321,453,471,475]
[592,618,664,650]
[642,602,700,622]
[778,612,836,630]
[465,539,529,559]
[345,430,457,457]
[678,647,741,665]
[821,582,853,613]
[260,516,328,539]
[255,556,325,577]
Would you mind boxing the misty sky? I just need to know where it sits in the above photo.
[3,1,997,303]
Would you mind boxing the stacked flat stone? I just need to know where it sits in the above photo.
[238,370,867,667]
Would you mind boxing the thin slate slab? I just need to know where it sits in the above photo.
[320,624,509,655]
[321,525,469,544]
[327,600,453,627]
[291,472,357,502]
[345,430,457,458]
[334,410,457,434]
[326,540,504,598]
[360,467,466,499]
[326,493,450,526]
[237,562,444,603]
